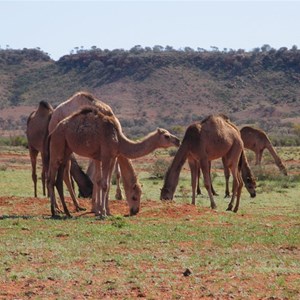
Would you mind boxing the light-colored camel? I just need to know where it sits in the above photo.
[26,101,53,197]
[160,115,245,212]
[47,91,180,214]
[240,126,287,175]
[48,107,179,217]
[190,116,257,199]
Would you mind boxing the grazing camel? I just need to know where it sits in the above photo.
[240,126,288,175]
[26,101,53,197]
[191,116,257,199]
[47,91,180,213]
[160,115,245,213]
[48,107,179,217]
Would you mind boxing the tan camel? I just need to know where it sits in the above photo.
[48,107,179,217]
[240,126,287,175]
[160,115,245,212]
[191,116,257,199]
[26,101,53,197]
[47,91,180,213]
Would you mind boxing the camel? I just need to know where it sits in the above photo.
[47,91,180,214]
[48,107,180,217]
[26,101,53,197]
[160,115,246,213]
[190,117,257,199]
[240,126,288,175]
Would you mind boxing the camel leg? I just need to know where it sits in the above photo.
[209,161,218,196]
[196,164,202,195]
[105,158,117,216]
[223,160,231,198]
[29,147,38,197]
[41,152,47,196]
[226,162,242,212]
[94,161,104,216]
[255,149,263,165]
[200,159,217,210]
[48,160,63,217]
[114,162,123,200]
[99,157,115,218]
[63,159,86,212]
[55,164,72,218]
[233,172,243,213]
[188,159,198,205]
[91,160,100,214]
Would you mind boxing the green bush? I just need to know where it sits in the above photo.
[0,136,28,147]
[151,158,169,179]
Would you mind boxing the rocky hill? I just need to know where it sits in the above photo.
[1,46,300,144]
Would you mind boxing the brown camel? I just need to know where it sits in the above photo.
[191,116,257,199]
[160,115,245,212]
[26,101,53,197]
[47,91,180,213]
[240,126,287,175]
[48,107,179,217]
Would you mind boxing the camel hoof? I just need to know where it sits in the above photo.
[226,206,233,211]
[211,205,217,210]
[51,214,62,220]
[95,215,107,220]
[76,206,86,212]
[233,208,238,213]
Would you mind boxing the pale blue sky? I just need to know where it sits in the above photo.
[1,1,299,60]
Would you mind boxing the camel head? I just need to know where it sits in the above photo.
[156,128,180,148]
[125,183,142,216]
[244,176,256,198]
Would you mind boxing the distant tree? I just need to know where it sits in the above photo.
[130,45,144,54]
[261,44,272,52]
[165,45,174,52]
[210,46,219,52]
[153,45,164,53]
[184,47,194,52]
[291,45,298,52]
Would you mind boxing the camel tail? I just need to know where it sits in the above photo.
[265,141,288,175]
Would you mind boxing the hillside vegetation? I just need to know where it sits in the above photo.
[0,45,300,144]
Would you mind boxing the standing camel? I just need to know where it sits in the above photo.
[47,91,180,213]
[48,107,179,217]
[26,101,53,197]
[240,126,288,175]
[160,115,245,213]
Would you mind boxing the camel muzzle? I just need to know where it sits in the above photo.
[250,192,256,198]
[130,207,139,216]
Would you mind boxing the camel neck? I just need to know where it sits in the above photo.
[118,131,158,159]
[162,143,188,192]
[117,156,137,189]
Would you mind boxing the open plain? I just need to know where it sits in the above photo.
[0,145,300,299]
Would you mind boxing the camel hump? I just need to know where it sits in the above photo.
[184,123,201,141]
[201,114,230,125]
